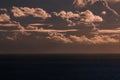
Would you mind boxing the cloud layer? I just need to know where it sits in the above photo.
[47,32,119,44]
[108,0,120,3]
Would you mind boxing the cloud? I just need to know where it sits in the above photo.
[11,6,51,19]
[10,6,103,29]
[79,10,103,23]
[0,14,10,22]
[49,10,103,28]
[47,32,72,43]
[70,35,119,44]
[47,32,119,44]
[107,0,120,3]
[50,10,80,22]
[73,0,97,8]
[73,0,120,7]
[11,7,25,17]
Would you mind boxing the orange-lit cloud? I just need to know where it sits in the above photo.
[11,7,51,19]
[79,10,103,23]
[49,10,103,28]
[47,32,119,44]
[0,14,10,22]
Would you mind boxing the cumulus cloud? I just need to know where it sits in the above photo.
[11,7,26,17]
[49,10,103,28]
[73,0,97,8]
[11,6,51,19]
[47,32,72,43]
[0,14,10,22]
[73,0,120,7]
[73,0,85,8]
[107,0,120,3]
[0,8,7,13]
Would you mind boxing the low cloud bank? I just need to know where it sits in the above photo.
[11,7,103,28]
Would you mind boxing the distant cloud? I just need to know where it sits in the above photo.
[49,10,103,28]
[47,32,72,43]
[73,0,120,6]
[108,0,120,3]
[11,7,26,17]
[11,7,51,19]
[10,7,103,29]
[73,0,97,8]
[47,32,119,44]
[79,10,103,23]
[70,35,119,44]
[0,14,10,22]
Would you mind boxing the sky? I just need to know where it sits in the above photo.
[0,0,120,7]
[0,0,120,53]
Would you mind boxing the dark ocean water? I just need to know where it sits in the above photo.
[1,54,120,80]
